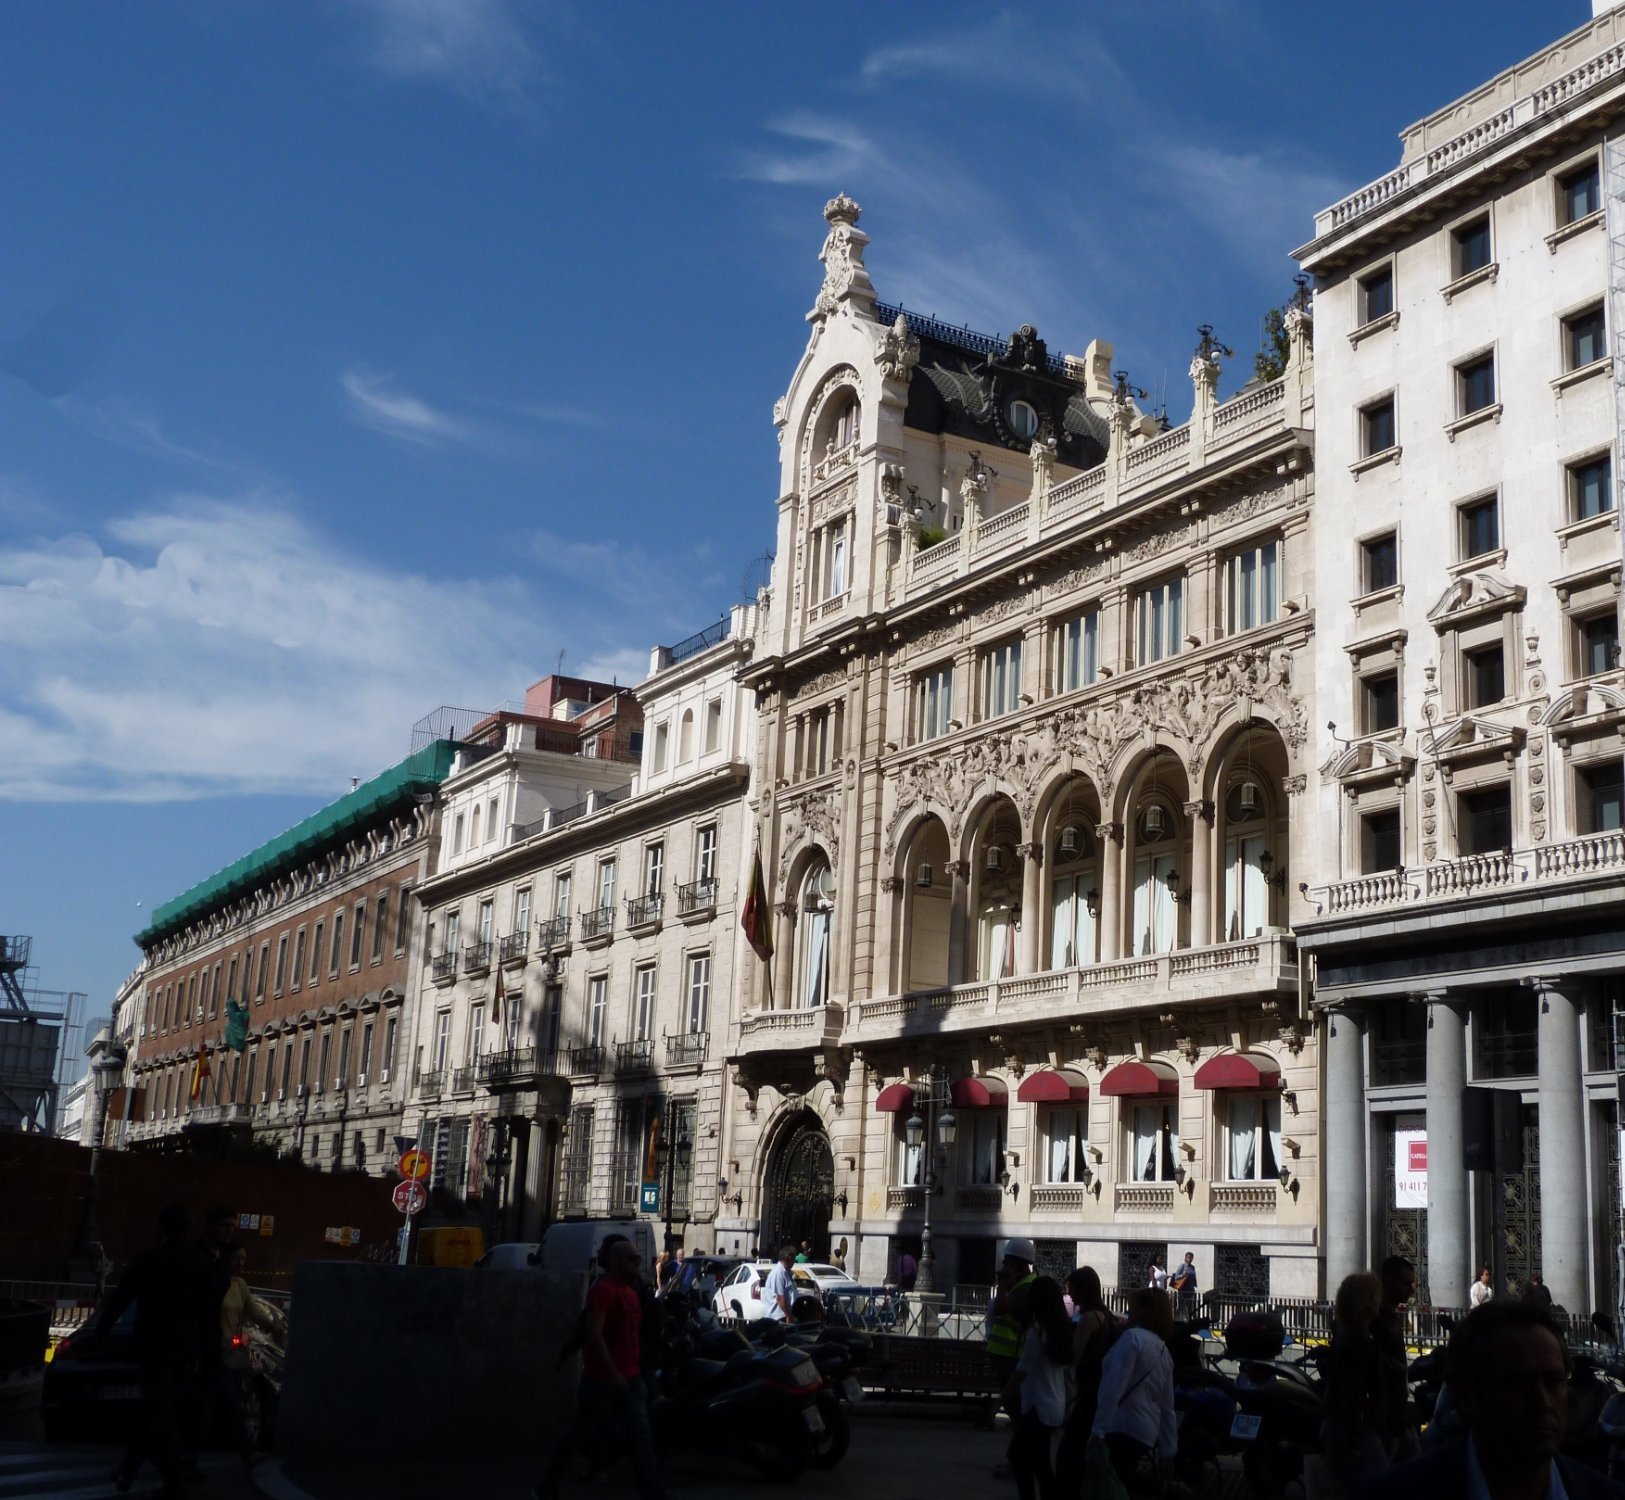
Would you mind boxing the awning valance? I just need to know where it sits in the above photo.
[1098,1060,1179,1098]
[951,1075,1009,1108]
[1015,1069,1090,1104]
[1193,1052,1281,1091]
[875,1082,915,1113]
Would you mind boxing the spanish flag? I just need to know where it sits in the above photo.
[188,1044,211,1102]
[492,965,505,1025]
[742,846,773,962]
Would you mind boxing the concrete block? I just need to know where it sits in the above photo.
[278,1261,585,1463]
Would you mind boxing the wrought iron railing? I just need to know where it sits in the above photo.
[626,893,664,926]
[498,932,528,965]
[677,878,718,915]
[463,940,493,974]
[666,617,730,665]
[580,906,614,941]
[666,1032,709,1066]
[431,951,456,983]
[450,1066,476,1093]
[536,916,570,950]
[416,1071,444,1098]
[615,1039,654,1074]
[565,1043,604,1076]
[478,1046,560,1087]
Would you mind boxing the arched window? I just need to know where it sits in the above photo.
[831,396,860,451]
[678,709,695,763]
[1223,779,1270,940]
[1132,801,1181,955]
[1049,821,1100,969]
[799,864,834,1009]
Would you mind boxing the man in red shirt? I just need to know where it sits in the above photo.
[537,1236,668,1500]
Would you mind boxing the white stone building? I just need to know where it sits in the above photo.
[1296,0,1625,1312]
[723,196,1324,1297]
[408,618,756,1248]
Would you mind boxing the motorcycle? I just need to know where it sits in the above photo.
[1167,1316,1244,1487]
[651,1292,832,1481]
[1222,1311,1326,1498]
[717,1311,866,1466]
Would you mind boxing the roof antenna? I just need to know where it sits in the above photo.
[556,649,566,676]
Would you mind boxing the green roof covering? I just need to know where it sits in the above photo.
[135,740,458,949]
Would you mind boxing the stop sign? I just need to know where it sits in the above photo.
[392,1179,427,1215]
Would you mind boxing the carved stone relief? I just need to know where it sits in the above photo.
[778,788,841,880]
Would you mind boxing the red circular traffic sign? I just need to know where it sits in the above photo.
[392,1179,427,1215]
[398,1149,431,1181]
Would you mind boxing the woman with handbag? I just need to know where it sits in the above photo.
[1091,1288,1178,1496]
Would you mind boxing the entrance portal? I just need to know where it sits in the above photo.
[763,1112,834,1261]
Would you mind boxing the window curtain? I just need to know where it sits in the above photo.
[1051,878,1075,969]
[804,910,829,1009]
[983,908,1012,980]
[1136,853,1177,954]
[1264,1095,1283,1180]
[1225,833,1268,941]
[1229,1095,1259,1180]
[902,1139,923,1187]
[1133,1107,1158,1181]
[970,1115,1005,1184]
[1048,1108,1080,1183]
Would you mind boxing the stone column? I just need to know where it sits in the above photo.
[1424,992,1469,1308]
[1324,1003,1369,1292]
[945,861,970,984]
[1534,976,1588,1310]
[773,901,798,1010]
[1185,800,1214,948]
[1017,842,1043,975]
[1095,823,1124,962]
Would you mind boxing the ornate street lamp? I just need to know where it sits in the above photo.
[910,1065,958,1295]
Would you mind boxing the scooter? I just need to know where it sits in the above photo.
[1167,1316,1244,1486]
[1223,1311,1326,1498]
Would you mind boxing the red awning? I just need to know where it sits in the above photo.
[1098,1060,1179,1098]
[874,1082,915,1113]
[1015,1069,1090,1104]
[1193,1052,1281,1091]
[950,1076,1009,1108]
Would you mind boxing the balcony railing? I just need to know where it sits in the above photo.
[417,1071,444,1099]
[677,878,718,916]
[1114,1183,1175,1213]
[955,1185,1003,1213]
[430,951,456,983]
[626,893,664,927]
[887,1186,923,1211]
[666,1032,709,1067]
[565,1043,604,1076]
[536,916,570,951]
[1030,1185,1089,1212]
[478,1046,560,1088]
[1210,1183,1279,1213]
[580,906,614,942]
[450,1066,476,1094]
[560,1163,590,1216]
[463,940,493,975]
[614,1039,654,1074]
[498,932,528,966]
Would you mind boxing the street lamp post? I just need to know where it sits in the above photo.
[658,1130,693,1256]
[903,1064,957,1296]
[485,1117,514,1244]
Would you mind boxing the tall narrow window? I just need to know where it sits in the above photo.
[373,894,389,961]
[514,887,532,938]
[1225,1095,1282,1181]
[588,975,608,1047]
[1569,454,1614,523]
[695,825,718,884]
[330,914,345,975]
[643,843,664,899]
[597,860,616,912]
[980,638,1023,720]
[1131,846,1179,955]
[913,663,954,741]
[686,952,711,1032]
[255,946,269,1000]
[704,698,722,753]
[1559,160,1601,226]
[309,922,323,987]
[1565,304,1607,371]
[1056,610,1099,693]
[274,935,289,994]
[1132,1103,1179,1183]
[1579,762,1624,835]
[396,886,412,951]
[1360,809,1401,874]
[433,1011,450,1073]
[826,520,848,598]
[540,983,562,1062]
[478,899,495,946]
[350,901,366,968]
[634,965,657,1041]
[291,931,306,992]
[1044,1108,1088,1184]
[1226,541,1280,634]
[359,1024,374,1081]
[382,1017,397,1077]
[1136,577,1184,665]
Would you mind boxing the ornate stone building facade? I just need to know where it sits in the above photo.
[408,624,755,1245]
[1297,1,1625,1313]
[121,742,454,1172]
[720,197,1324,1296]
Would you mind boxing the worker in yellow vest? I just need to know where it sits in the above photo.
[987,1236,1037,1422]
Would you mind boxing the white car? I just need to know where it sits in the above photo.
[713,1260,831,1321]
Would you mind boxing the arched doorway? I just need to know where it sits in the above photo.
[763,1111,834,1260]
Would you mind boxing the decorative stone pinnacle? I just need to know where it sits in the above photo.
[824,193,861,226]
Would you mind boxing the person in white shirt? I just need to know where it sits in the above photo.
[763,1245,797,1322]
[1146,1253,1168,1291]
[1007,1276,1074,1500]
[1092,1288,1179,1492]
[1469,1267,1493,1308]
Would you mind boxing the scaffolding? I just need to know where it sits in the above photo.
[0,935,84,1134]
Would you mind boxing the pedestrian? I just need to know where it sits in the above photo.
[1371,1253,1419,1462]
[986,1238,1037,1473]
[896,1247,918,1291]
[536,1237,669,1500]
[830,1238,848,1273]
[1469,1266,1493,1308]
[1091,1287,1179,1495]
[1168,1251,1198,1318]
[1006,1276,1073,1500]
[1054,1265,1116,1496]
[795,1239,812,1264]
[764,1244,798,1322]
[651,1249,670,1296]
[220,1243,283,1352]
[1146,1252,1167,1291]
[1320,1272,1390,1496]
[190,1206,253,1468]
[1351,1300,1625,1499]
[94,1202,213,1499]
[1523,1270,1554,1308]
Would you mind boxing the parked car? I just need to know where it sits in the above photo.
[537,1219,657,1276]
[713,1261,828,1322]
[43,1301,284,1448]
[665,1254,744,1305]
[473,1242,540,1269]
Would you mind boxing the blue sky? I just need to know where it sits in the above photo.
[0,1,1574,1027]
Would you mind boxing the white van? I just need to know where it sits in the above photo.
[536,1219,657,1276]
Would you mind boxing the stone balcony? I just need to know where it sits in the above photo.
[1318,831,1625,919]
[850,934,1297,1047]
[734,1002,845,1058]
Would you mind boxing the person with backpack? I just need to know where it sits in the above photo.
[1092,1288,1179,1495]
[1006,1277,1074,1500]
[1055,1265,1117,1496]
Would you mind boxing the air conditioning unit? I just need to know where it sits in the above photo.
[379,1069,391,1083]
[277,1089,286,1101]
[296,1085,309,1099]
[261,1090,271,1104]
[356,1074,367,1087]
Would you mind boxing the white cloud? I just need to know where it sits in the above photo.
[736,115,885,188]
[1162,146,1350,272]
[346,0,538,108]
[57,396,252,476]
[341,367,472,446]
[0,494,708,803]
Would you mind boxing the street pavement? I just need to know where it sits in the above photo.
[0,1440,267,1500]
